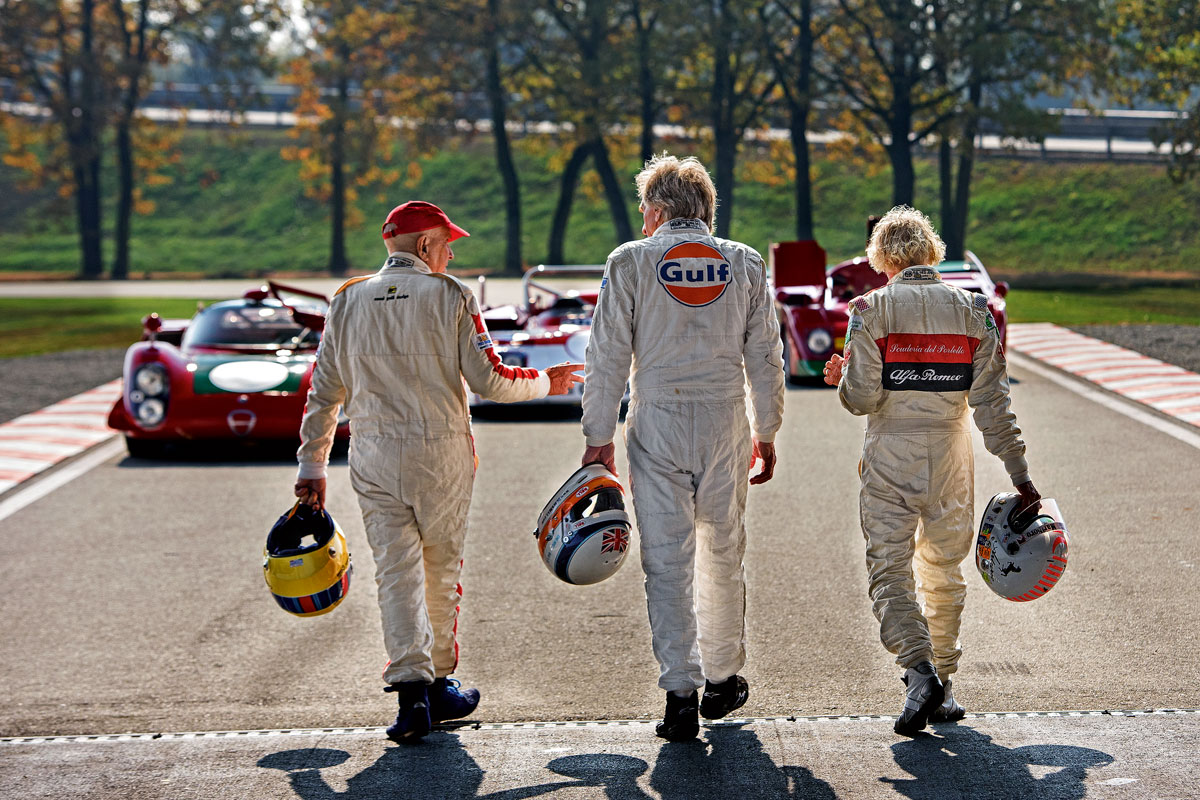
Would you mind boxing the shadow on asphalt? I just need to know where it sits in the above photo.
[254,723,1115,799]
[786,376,832,391]
[883,725,1112,800]
[115,440,348,468]
[254,725,838,799]
[470,404,585,424]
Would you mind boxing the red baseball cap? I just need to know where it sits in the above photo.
[381,200,470,242]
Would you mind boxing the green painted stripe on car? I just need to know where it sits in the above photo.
[190,354,312,395]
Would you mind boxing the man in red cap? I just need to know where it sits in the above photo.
[295,200,583,743]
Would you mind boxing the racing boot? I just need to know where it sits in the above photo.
[655,690,700,742]
[894,661,944,736]
[699,675,749,720]
[384,681,431,744]
[929,678,966,723]
[429,677,480,723]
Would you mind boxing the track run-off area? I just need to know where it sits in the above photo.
[2,277,1198,799]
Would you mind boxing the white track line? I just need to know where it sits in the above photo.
[0,438,125,523]
[3,708,1197,745]
[1011,352,1200,450]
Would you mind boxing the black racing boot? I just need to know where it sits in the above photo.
[428,677,480,723]
[655,690,700,742]
[894,661,944,736]
[384,681,431,743]
[699,675,749,720]
[929,678,966,723]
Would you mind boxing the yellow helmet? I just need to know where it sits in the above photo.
[264,502,352,617]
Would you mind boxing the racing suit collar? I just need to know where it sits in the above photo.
[890,265,943,283]
[650,218,711,238]
[381,251,433,274]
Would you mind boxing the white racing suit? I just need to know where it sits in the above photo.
[582,218,785,692]
[838,265,1029,679]
[297,252,549,685]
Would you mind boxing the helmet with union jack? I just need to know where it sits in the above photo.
[535,463,632,585]
[263,501,352,617]
[976,493,1069,602]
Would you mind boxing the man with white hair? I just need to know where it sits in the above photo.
[295,200,583,743]
[582,155,785,741]
[824,205,1040,735]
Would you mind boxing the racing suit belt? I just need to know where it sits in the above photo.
[350,418,472,439]
[630,384,747,403]
[865,412,970,435]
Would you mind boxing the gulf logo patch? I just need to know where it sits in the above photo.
[655,241,732,307]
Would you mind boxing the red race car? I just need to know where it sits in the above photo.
[108,281,348,457]
[772,241,1009,383]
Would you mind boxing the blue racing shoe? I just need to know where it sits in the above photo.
[384,681,431,743]
[429,677,481,723]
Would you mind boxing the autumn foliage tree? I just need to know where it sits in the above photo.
[1110,0,1200,183]
[284,0,475,275]
[1,0,110,277]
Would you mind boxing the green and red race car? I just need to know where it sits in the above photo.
[107,282,348,457]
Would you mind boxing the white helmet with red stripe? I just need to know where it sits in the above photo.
[535,463,632,585]
[976,493,1069,602]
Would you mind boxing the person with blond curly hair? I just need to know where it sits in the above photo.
[582,154,785,741]
[824,205,1040,736]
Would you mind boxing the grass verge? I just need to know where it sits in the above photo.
[1,288,1196,359]
[0,298,204,358]
[1007,287,1200,326]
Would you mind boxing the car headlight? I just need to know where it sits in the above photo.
[135,364,167,396]
[806,328,833,354]
[137,398,165,426]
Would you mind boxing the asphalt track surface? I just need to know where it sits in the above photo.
[2,283,1200,795]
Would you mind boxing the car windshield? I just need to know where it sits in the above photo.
[937,262,977,274]
[183,303,319,348]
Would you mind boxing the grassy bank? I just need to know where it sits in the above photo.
[2,130,1199,280]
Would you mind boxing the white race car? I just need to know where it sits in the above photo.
[470,264,604,408]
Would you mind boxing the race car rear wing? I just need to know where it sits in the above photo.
[771,240,827,305]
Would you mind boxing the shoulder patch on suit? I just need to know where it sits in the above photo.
[850,295,873,313]
[430,272,484,315]
[973,293,989,310]
[333,275,373,296]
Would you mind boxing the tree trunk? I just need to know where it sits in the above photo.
[328,78,348,277]
[112,116,134,280]
[636,13,655,163]
[712,0,736,238]
[789,105,814,241]
[938,134,954,254]
[485,0,522,276]
[887,120,915,206]
[109,0,149,280]
[547,143,592,264]
[592,137,634,244]
[948,79,984,260]
[75,0,104,279]
[73,154,105,279]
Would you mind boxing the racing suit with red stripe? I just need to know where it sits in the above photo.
[838,265,1029,679]
[582,218,785,692]
[297,252,548,685]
